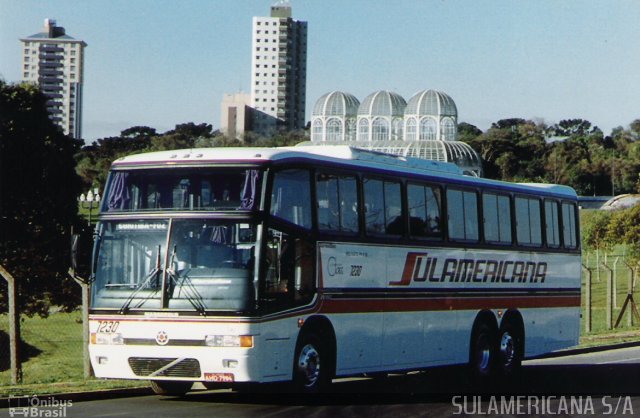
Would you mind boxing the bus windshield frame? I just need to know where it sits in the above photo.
[90,217,260,315]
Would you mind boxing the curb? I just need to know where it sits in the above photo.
[529,339,640,360]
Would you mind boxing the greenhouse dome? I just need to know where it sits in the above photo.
[311,91,360,142]
[356,91,407,142]
[309,89,482,176]
[404,90,458,141]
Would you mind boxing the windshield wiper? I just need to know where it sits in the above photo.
[119,246,162,314]
[166,246,207,316]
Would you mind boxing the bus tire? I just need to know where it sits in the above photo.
[292,332,332,393]
[469,321,497,381]
[149,380,192,396]
[497,319,523,377]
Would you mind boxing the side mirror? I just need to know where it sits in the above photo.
[70,231,92,281]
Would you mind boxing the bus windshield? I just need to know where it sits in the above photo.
[92,219,257,313]
[101,168,262,212]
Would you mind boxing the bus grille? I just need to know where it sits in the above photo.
[128,357,201,378]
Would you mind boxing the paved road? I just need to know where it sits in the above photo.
[9,346,640,418]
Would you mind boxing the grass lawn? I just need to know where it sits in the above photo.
[0,311,145,397]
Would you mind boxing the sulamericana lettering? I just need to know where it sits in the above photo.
[428,258,441,282]
[395,253,549,286]
[483,261,498,282]
[413,256,426,282]
[511,261,525,283]
[525,262,537,282]
[535,262,547,283]
[472,260,485,282]
[501,261,513,283]
[442,259,457,282]
[455,259,475,282]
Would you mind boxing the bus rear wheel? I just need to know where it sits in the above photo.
[497,320,523,377]
[469,321,497,381]
[293,333,332,393]
[149,380,192,396]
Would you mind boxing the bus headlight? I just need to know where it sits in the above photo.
[91,332,124,345]
[205,335,253,348]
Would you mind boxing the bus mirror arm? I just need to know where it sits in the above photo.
[68,267,92,286]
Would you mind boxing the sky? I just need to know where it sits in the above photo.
[1,0,639,143]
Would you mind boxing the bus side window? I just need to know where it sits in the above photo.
[482,192,511,244]
[263,228,315,310]
[545,200,561,248]
[562,202,578,249]
[515,197,542,247]
[316,173,359,233]
[270,169,312,229]
[447,188,479,242]
[364,178,402,236]
[408,183,442,238]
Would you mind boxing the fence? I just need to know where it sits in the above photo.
[0,267,90,392]
[582,250,640,334]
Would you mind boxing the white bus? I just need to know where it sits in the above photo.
[87,146,581,394]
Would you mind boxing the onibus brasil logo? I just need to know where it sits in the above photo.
[9,395,72,417]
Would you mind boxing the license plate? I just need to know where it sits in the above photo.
[204,373,234,383]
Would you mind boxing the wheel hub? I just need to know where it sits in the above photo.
[297,344,320,387]
[500,332,515,367]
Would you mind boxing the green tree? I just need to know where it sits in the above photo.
[470,118,547,181]
[606,205,640,260]
[0,80,83,315]
[581,210,613,252]
[457,122,483,144]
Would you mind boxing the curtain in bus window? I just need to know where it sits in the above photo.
[107,172,131,211]
[240,170,259,210]
[210,225,230,244]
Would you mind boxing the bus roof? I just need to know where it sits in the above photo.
[112,145,462,174]
[111,146,577,199]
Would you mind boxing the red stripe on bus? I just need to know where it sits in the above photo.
[319,295,580,313]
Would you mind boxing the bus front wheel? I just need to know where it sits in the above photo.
[293,333,332,393]
[149,380,192,396]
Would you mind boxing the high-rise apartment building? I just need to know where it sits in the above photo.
[20,19,86,139]
[250,1,307,136]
